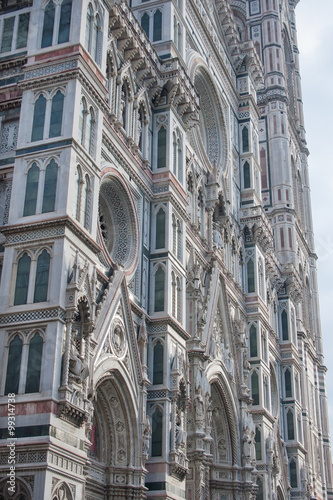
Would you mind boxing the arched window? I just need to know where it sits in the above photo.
[256,477,263,500]
[305,278,313,332]
[58,0,72,44]
[154,266,165,312]
[49,90,64,138]
[31,94,46,142]
[291,309,297,344]
[258,259,264,298]
[1,14,29,52]
[287,409,295,440]
[75,167,82,220]
[243,161,251,188]
[42,0,72,48]
[285,368,292,398]
[290,459,297,488]
[42,159,58,213]
[155,208,166,249]
[178,136,183,181]
[242,126,249,152]
[260,147,267,188]
[41,1,55,48]
[250,325,258,358]
[79,98,87,145]
[25,333,43,393]
[5,335,23,395]
[153,341,163,384]
[14,253,31,305]
[177,23,182,53]
[171,271,176,317]
[255,427,262,461]
[282,310,289,340]
[34,250,50,302]
[85,4,102,64]
[247,259,255,293]
[176,277,181,322]
[84,175,91,230]
[23,163,39,216]
[88,108,95,155]
[177,221,182,260]
[1,17,15,53]
[172,215,177,254]
[91,14,99,61]
[251,371,259,405]
[141,13,150,38]
[173,132,177,175]
[153,10,162,41]
[85,4,93,50]
[157,127,167,169]
[151,408,163,457]
[297,414,302,443]
[173,131,183,181]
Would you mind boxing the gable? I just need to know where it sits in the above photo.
[92,271,143,395]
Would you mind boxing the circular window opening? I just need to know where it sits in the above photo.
[98,176,138,271]
[194,71,222,166]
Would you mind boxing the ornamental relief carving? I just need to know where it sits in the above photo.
[110,318,127,358]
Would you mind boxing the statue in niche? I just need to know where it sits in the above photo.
[175,408,186,447]
[142,416,152,455]
[213,226,223,249]
[242,426,255,463]
[137,110,142,145]
[120,88,126,127]
[69,339,89,383]
[205,392,213,430]
[243,347,250,372]
[196,291,207,327]
[208,327,217,357]
[194,386,205,425]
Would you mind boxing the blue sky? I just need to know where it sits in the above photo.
[296,0,333,439]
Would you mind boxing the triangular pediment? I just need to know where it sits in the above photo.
[203,274,234,375]
[92,271,143,393]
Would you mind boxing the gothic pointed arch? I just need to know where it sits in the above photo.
[52,481,73,500]
[186,52,228,172]
[85,372,146,498]
[205,370,240,468]
[0,477,32,499]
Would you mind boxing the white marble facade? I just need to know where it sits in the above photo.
[0,0,332,499]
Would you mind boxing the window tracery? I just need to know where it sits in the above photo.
[41,0,72,48]
[4,331,44,395]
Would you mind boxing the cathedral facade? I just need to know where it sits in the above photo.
[0,0,332,498]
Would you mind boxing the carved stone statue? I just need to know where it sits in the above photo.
[69,341,89,383]
[142,417,152,455]
[213,227,223,249]
[205,392,213,430]
[175,409,185,447]
[242,425,255,463]
[194,387,205,425]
